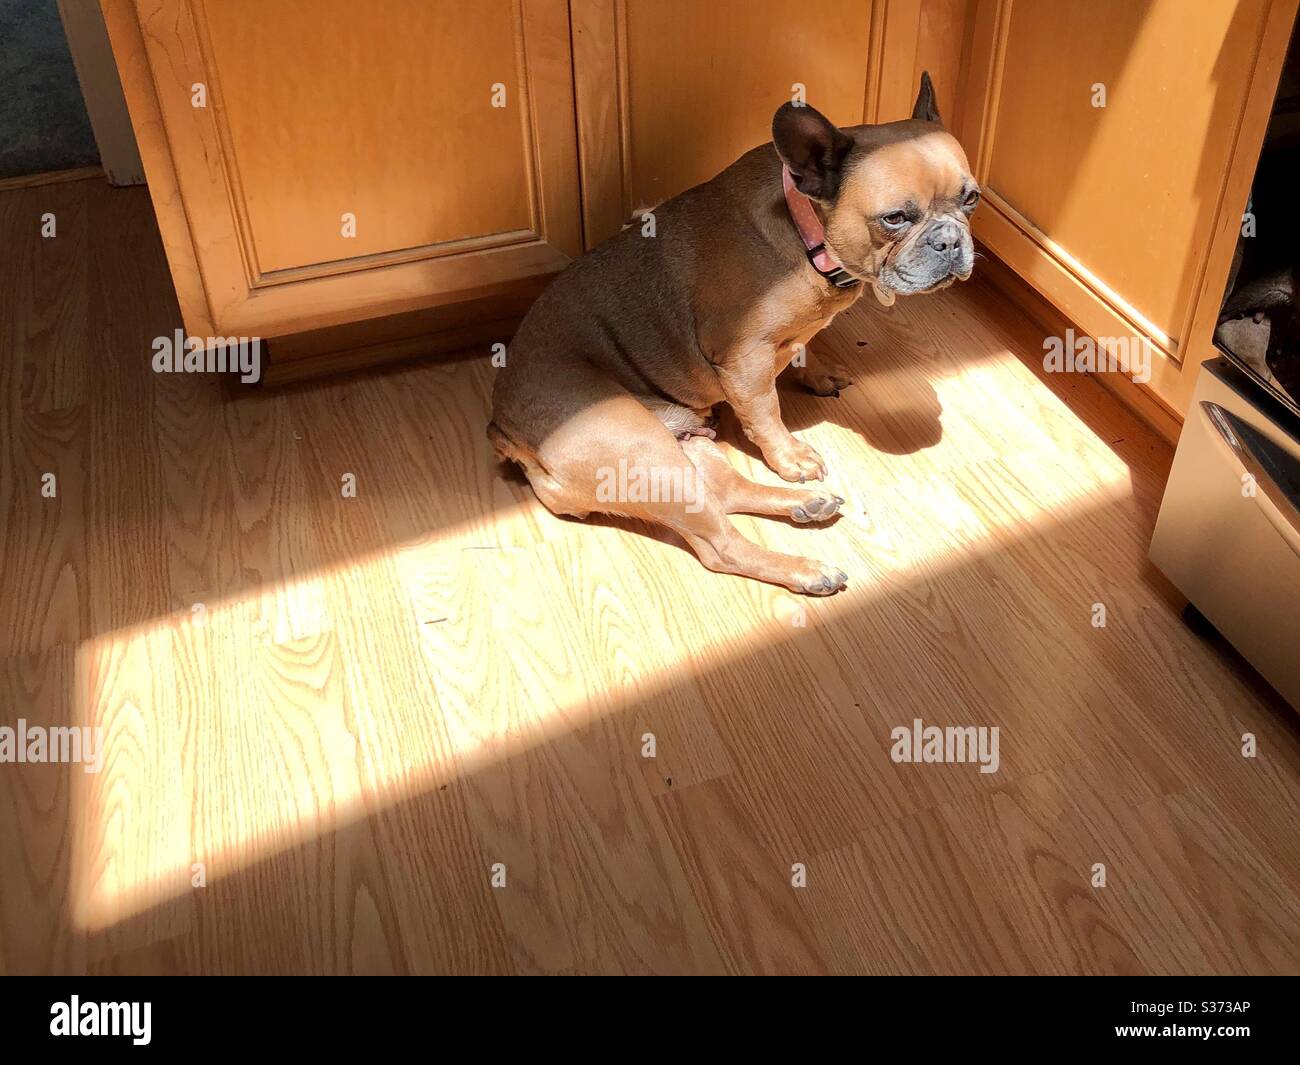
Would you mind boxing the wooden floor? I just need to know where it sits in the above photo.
[2,178,1299,975]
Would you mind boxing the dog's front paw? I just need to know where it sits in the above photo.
[804,372,854,397]
[767,438,827,482]
[793,362,855,397]
[786,348,856,397]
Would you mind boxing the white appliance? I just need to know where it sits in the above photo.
[1150,356,1300,709]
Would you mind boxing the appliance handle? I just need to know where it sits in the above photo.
[1201,400,1300,560]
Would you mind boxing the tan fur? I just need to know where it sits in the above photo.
[489,89,974,595]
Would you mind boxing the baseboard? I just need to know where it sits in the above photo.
[258,305,532,387]
[976,247,1184,444]
[0,166,105,193]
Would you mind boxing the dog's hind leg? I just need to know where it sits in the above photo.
[512,387,847,594]
[487,420,592,519]
[678,436,844,524]
[633,396,843,520]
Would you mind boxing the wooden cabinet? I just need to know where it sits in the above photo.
[572,0,972,247]
[572,0,878,247]
[102,0,1300,420]
[958,0,1299,434]
[102,0,967,380]
[103,0,583,375]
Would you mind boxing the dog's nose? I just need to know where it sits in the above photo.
[925,221,962,256]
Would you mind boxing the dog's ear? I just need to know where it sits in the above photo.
[772,102,853,201]
[912,70,941,123]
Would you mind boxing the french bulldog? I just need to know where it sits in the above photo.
[488,73,977,595]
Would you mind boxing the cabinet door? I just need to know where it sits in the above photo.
[570,0,974,248]
[104,0,581,339]
[958,0,1297,424]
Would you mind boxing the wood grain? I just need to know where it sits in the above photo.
[1,179,1298,974]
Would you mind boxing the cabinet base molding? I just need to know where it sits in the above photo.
[977,250,1184,445]
[257,291,543,387]
[0,166,105,193]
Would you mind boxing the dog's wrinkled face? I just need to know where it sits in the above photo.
[829,130,977,296]
[773,73,977,303]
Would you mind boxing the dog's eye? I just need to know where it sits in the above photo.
[880,212,909,228]
[963,189,980,209]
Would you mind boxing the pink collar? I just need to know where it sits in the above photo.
[781,164,860,289]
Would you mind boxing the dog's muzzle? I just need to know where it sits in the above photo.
[881,221,974,295]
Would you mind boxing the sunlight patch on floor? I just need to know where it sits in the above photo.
[70,348,1135,935]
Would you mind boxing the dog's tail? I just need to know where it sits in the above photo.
[486,418,552,477]
[486,419,520,462]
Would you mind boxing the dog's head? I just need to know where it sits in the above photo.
[772,73,977,302]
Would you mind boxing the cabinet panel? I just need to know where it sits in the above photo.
[572,0,975,249]
[990,0,1263,348]
[199,0,535,273]
[574,0,879,247]
[621,0,875,210]
[873,0,973,124]
[960,0,1297,423]
[105,0,581,339]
